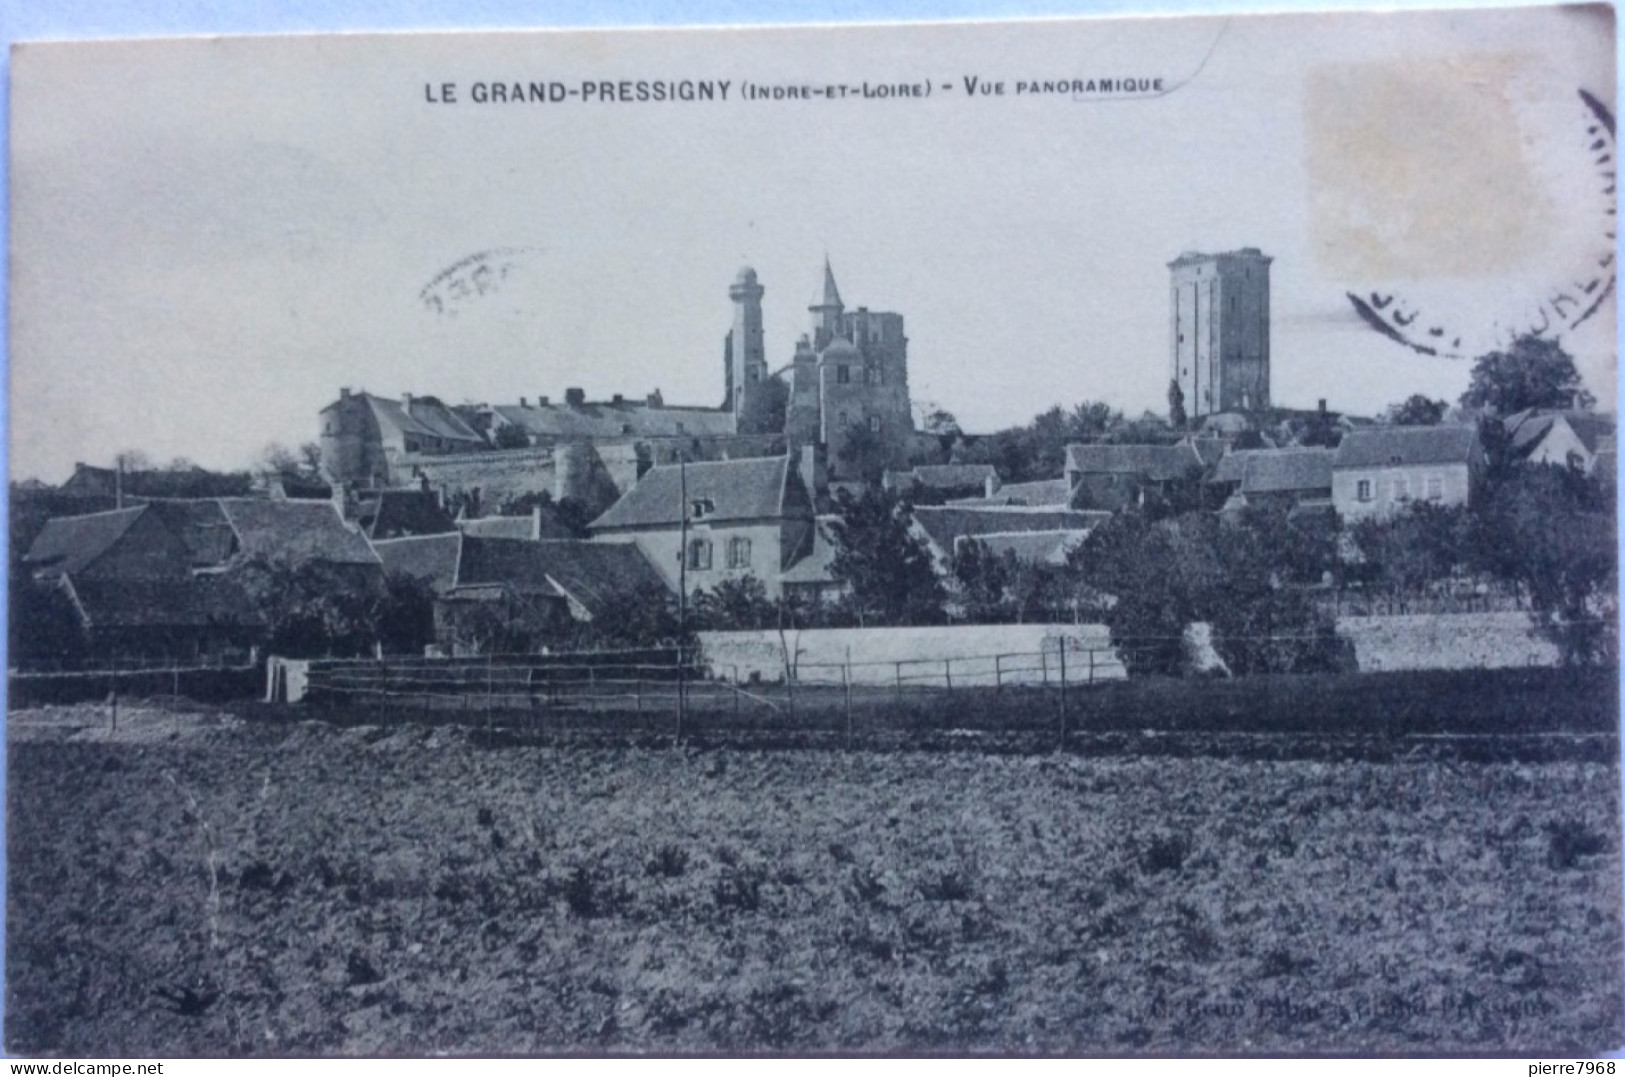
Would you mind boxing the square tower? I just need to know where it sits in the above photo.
[1169,248,1271,418]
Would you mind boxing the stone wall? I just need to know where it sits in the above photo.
[696,623,1124,686]
[1336,612,1559,671]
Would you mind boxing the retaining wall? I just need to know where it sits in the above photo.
[697,623,1125,686]
[1335,612,1560,671]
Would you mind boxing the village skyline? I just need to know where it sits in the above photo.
[9,8,1615,483]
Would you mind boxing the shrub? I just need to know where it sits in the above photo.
[1140,832,1189,874]
[1546,819,1609,869]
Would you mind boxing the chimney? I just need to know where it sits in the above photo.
[538,395,549,407]
[647,389,664,409]
[339,386,351,400]
[612,393,624,405]
[798,444,826,499]
[402,392,414,410]
[565,387,586,407]
[1318,398,1327,415]
[519,396,528,408]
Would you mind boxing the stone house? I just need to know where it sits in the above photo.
[587,454,822,600]
[1331,425,1485,522]
[1208,447,1335,511]
[1504,409,1616,476]
[374,532,668,651]
[21,497,380,660]
[910,505,1111,574]
[1063,442,1211,511]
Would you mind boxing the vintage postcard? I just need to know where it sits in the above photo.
[7,6,1620,1057]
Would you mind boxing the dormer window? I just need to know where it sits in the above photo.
[690,497,715,519]
[1389,455,1403,464]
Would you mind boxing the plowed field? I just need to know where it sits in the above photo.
[7,702,1621,1055]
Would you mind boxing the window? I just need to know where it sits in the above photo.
[686,538,712,571]
[838,411,849,428]
[1356,479,1372,502]
[869,416,881,433]
[690,497,715,520]
[837,365,851,385]
[1427,476,1444,501]
[726,536,752,569]
[1393,476,1409,501]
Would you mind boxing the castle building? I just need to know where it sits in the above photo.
[1169,248,1271,419]
[777,259,914,481]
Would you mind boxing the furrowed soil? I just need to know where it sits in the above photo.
[7,702,1622,1055]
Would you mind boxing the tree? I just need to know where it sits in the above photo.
[1460,335,1595,415]
[376,571,438,655]
[693,575,777,630]
[1476,463,1616,664]
[493,423,532,450]
[1073,509,1341,676]
[229,557,383,658]
[828,487,945,626]
[836,426,892,485]
[951,539,1012,623]
[1386,394,1448,426]
[8,573,87,667]
[921,406,962,438]
[1167,379,1188,430]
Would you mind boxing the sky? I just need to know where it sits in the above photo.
[8,4,1617,481]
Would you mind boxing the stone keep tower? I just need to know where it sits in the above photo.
[724,266,773,434]
[1169,248,1271,418]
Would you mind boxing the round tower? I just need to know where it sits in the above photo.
[728,266,769,432]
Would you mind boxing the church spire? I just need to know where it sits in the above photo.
[819,256,842,310]
[809,256,845,347]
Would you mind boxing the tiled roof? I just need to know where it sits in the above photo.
[913,506,1109,554]
[778,516,842,585]
[1210,448,1334,494]
[1506,411,1616,456]
[363,394,484,444]
[1333,425,1479,469]
[64,575,266,630]
[456,511,579,541]
[144,500,238,568]
[960,530,1091,566]
[590,455,804,530]
[450,537,670,617]
[218,499,382,566]
[883,464,997,492]
[359,489,457,540]
[1064,442,1205,481]
[373,533,463,593]
[525,541,671,617]
[24,507,147,576]
[490,401,735,441]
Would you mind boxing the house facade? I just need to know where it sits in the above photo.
[587,454,820,600]
[1331,425,1484,521]
[1063,442,1210,511]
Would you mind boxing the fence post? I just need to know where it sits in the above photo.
[109,654,118,733]
[1058,642,1068,747]
[843,648,853,747]
[732,663,741,725]
[1040,648,1049,685]
[676,647,686,746]
[945,659,953,691]
[786,657,795,723]
[995,654,1003,694]
[636,669,643,717]
[894,662,903,710]
[1088,646,1096,686]
[485,654,494,737]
